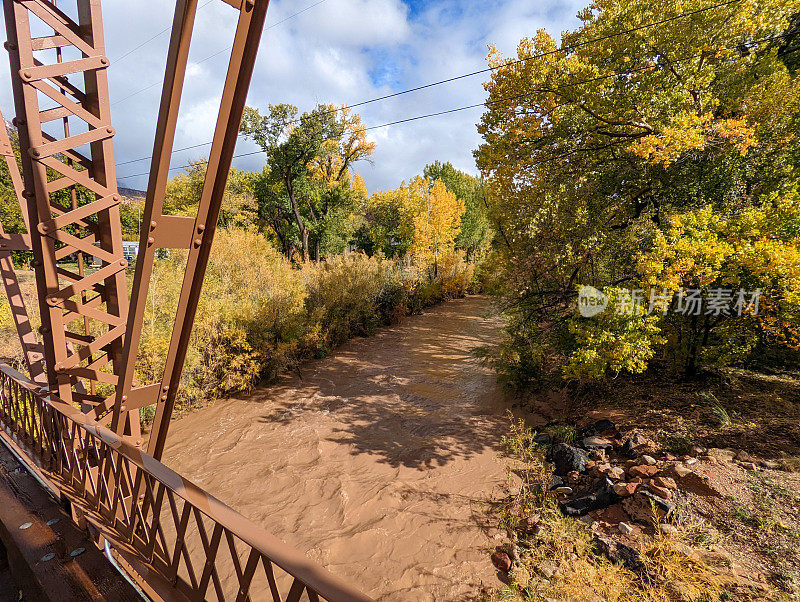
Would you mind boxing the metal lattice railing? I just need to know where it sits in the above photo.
[0,363,372,602]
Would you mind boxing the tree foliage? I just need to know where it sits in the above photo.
[422,161,493,259]
[240,104,374,261]
[364,176,466,276]
[476,0,800,381]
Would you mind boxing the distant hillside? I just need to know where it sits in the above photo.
[119,187,146,203]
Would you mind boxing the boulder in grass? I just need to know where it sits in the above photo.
[491,551,512,572]
[579,419,618,439]
[551,443,589,476]
[593,535,646,574]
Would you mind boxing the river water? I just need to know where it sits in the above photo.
[163,296,512,600]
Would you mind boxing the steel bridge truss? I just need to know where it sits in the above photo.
[1,0,267,456]
[0,0,373,599]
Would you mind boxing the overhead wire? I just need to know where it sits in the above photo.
[112,0,329,106]
[114,0,746,169]
[113,0,215,64]
[117,32,784,181]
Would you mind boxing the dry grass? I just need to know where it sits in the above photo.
[492,418,723,602]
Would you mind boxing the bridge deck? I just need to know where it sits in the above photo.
[0,440,141,601]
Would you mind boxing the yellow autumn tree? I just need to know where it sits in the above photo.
[475,0,799,381]
[405,177,465,276]
[365,177,465,273]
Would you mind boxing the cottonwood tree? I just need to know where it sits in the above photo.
[365,177,465,277]
[240,104,373,261]
[422,161,492,259]
[475,0,800,381]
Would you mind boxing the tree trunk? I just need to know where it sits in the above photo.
[286,180,309,261]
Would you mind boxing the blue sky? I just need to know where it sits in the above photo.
[0,0,587,192]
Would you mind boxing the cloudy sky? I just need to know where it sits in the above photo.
[1,0,586,193]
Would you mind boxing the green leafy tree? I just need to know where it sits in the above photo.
[240,104,373,261]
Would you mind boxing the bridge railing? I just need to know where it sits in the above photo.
[0,364,372,602]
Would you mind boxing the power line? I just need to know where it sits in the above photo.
[118,33,782,182]
[113,0,215,64]
[112,0,329,107]
[332,0,744,114]
[114,0,744,165]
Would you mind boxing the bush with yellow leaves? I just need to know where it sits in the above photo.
[135,227,475,418]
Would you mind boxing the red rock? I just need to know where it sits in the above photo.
[650,485,672,499]
[613,482,639,496]
[622,491,674,524]
[628,465,659,478]
[668,464,692,479]
[606,466,626,481]
[594,503,630,526]
[679,471,725,497]
[653,476,677,490]
[491,551,512,572]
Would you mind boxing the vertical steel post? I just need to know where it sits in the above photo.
[108,0,200,436]
[3,0,138,438]
[0,108,46,383]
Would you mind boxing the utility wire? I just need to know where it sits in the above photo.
[112,0,329,106]
[115,0,744,165]
[118,33,782,181]
[113,0,215,64]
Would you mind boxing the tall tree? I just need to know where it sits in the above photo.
[240,104,373,261]
[365,177,465,276]
[476,0,800,380]
[422,161,492,259]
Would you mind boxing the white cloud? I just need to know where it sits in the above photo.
[294,0,411,46]
[0,0,586,191]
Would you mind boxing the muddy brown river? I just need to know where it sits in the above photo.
[163,296,512,600]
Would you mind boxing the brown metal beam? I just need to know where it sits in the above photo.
[111,0,271,460]
[146,0,270,460]
[3,0,138,438]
